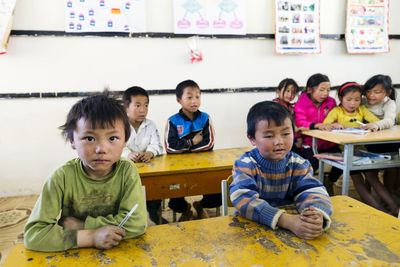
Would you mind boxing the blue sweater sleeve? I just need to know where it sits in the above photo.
[291,160,333,229]
[229,157,285,229]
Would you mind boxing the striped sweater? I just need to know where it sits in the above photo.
[230,148,332,230]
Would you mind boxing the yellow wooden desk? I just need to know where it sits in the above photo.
[5,196,400,266]
[135,147,250,200]
[303,126,400,195]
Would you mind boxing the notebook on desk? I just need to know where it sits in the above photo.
[331,128,369,135]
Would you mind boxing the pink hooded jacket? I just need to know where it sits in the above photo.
[294,92,337,151]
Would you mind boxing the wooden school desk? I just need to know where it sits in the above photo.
[4,196,400,266]
[135,147,250,200]
[303,125,400,195]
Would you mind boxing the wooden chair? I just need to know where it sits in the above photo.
[221,175,234,216]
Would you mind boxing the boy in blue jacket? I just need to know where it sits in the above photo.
[230,101,332,239]
[165,80,219,221]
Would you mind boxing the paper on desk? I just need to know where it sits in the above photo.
[331,128,369,135]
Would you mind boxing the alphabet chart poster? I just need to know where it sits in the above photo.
[0,0,17,54]
[174,0,246,35]
[346,0,389,54]
[275,0,321,54]
[65,0,146,32]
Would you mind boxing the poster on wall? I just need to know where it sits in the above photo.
[275,0,321,54]
[64,0,146,33]
[346,0,389,54]
[174,0,246,35]
[0,0,17,54]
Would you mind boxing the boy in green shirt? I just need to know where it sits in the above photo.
[24,93,147,252]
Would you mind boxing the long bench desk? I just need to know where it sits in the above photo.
[303,125,400,195]
[4,196,400,266]
[135,147,250,200]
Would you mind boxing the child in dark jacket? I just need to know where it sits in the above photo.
[165,80,219,221]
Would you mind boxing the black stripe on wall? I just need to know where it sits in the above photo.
[10,30,400,40]
[1,85,400,99]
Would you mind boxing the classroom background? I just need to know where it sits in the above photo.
[0,0,400,196]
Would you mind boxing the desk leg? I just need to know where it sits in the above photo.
[341,144,353,195]
[319,160,325,182]
[311,137,324,182]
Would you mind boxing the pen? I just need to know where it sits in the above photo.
[349,118,365,127]
[118,203,139,228]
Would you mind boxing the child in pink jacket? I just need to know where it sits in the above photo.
[294,73,340,194]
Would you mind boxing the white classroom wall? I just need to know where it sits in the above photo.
[0,0,399,196]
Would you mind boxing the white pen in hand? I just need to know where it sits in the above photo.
[118,203,139,228]
[349,118,365,127]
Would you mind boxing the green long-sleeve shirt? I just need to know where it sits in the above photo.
[24,158,147,252]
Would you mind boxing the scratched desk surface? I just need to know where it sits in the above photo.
[135,147,251,176]
[4,196,400,267]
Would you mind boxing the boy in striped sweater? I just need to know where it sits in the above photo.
[230,101,332,239]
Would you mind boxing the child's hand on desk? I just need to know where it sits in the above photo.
[129,152,154,163]
[92,226,125,250]
[77,225,126,249]
[330,122,344,130]
[192,131,203,145]
[139,152,154,163]
[314,123,332,131]
[300,207,323,229]
[128,152,142,162]
[363,122,379,132]
[278,212,323,240]
[59,216,84,230]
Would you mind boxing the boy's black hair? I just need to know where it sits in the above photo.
[247,101,294,139]
[305,73,330,91]
[176,79,200,99]
[338,82,362,99]
[363,74,396,100]
[122,86,149,108]
[60,92,131,142]
[277,78,299,94]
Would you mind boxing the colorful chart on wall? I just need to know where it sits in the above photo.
[346,0,389,54]
[64,0,146,32]
[174,0,246,35]
[275,0,321,54]
[0,0,17,54]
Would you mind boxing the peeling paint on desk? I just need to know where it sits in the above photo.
[228,216,249,229]
[329,220,351,235]
[193,251,212,262]
[257,236,281,254]
[93,251,115,265]
[63,251,80,258]
[361,234,400,263]
[136,241,151,252]
[275,230,317,253]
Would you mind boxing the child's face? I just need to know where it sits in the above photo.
[310,82,330,104]
[279,85,297,103]
[178,86,201,115]
[71,118,126,180]
[248,118,293,162]
[126,95,149,124]
[365,84,388,105]
[341,91,361,113]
